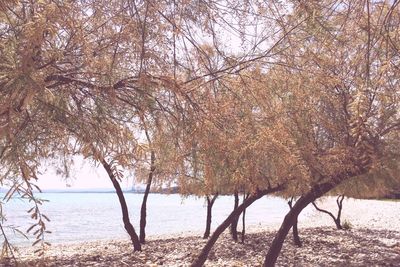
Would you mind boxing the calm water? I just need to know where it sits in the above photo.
[3,193,311,246]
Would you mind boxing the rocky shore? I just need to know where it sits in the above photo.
[4,198,400,266]
[9,227,400,267]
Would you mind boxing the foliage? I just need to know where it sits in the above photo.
[0,0,399,262]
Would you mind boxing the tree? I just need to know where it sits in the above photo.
[312,195,345,230]
[98,154,142,251]
[2,0,399,265]
[0,0,222,253]
[262,1,400,265]
[230,190,240,241]
[134,114,158,244]
[138,133,156,244]
[288,197,302,247]
[191,185,286,267]
[0,0,148,252]
[203,193,219,239]
[241,192,250,243]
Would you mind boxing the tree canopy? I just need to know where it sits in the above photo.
[1,0,399,263]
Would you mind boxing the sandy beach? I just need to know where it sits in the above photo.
[6,197,400,266]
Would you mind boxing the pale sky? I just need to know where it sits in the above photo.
[35,7,280,191]
[36,156,135,190]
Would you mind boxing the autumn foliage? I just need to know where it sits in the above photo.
[1,0,399,265]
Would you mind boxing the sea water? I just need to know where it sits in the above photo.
[2,193,310,246]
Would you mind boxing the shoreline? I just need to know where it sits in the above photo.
[12,226,400,267]
[6,197,400,266]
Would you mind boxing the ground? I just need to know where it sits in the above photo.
[4,197,400,266]
[7,227,400,266]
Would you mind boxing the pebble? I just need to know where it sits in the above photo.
[10,197,400,266]
[11,227,400,267]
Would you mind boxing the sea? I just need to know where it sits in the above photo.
[2,192,313,247]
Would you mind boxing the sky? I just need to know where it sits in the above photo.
[36,156,135,190]
[23,4,282,191]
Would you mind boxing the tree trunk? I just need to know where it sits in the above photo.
[263,180,344,267]
[288,197,301,247]
[311,194,345,230]
[191,185,285,267]
[203,197,212,239]
[335,195,345,230]
[140,150,155,244]
[335,219,343,230]
[100,158,141,251]
[241,193,249,243]
[203,194,218,239]
[230,190,239,241]
[292,217,301,247]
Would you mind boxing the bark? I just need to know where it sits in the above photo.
[336,195,345,229]
[100,158,141,251]
[140,150,156,244]
[191,184,285,267]
[230,190,239,241]
[203,197,212,239]
[203,194,218,239]
[292,218,301,247]
[288,197,301,247]
[311,194,345,230]
[335,218,343,230]
[263,179,351,267]
[241,193,249,243]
